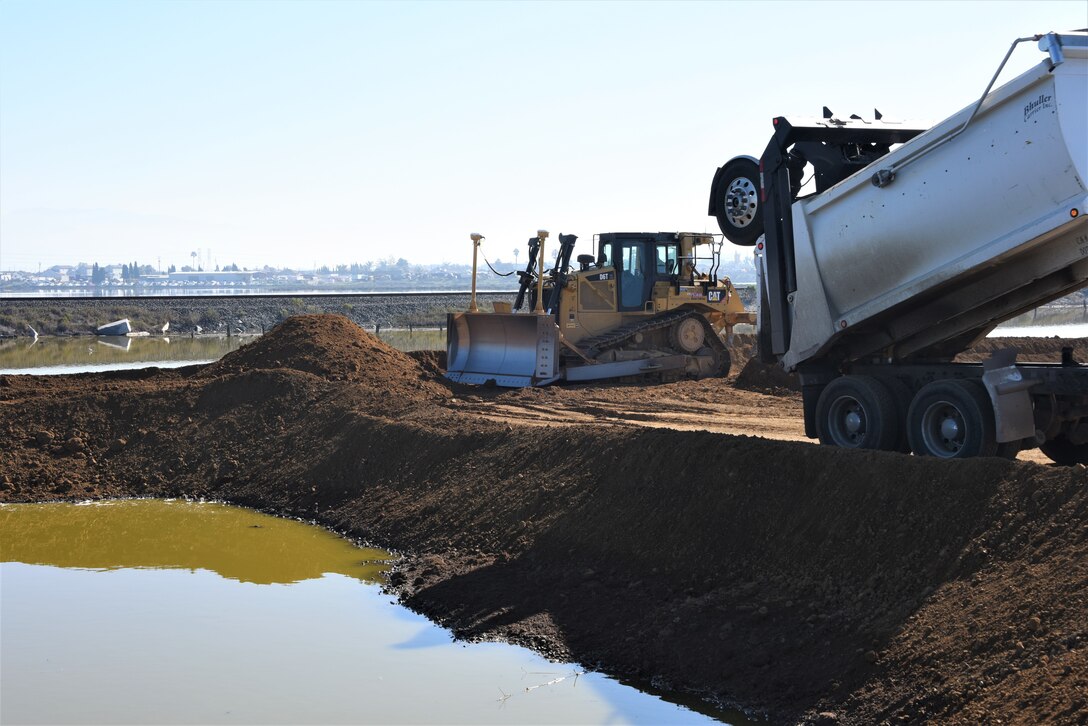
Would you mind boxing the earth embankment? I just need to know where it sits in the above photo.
[1,315,1084,725]
[0,292,516,337]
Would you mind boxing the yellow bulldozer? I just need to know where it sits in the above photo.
[445,230,754,387]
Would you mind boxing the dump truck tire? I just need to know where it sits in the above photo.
[907,380,998,458]
[713,157,763,245]
[815,375,899,450]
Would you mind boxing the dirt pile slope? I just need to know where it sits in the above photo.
[202,314,449,414]
[734,357,801,393]
[1,314,1086,725]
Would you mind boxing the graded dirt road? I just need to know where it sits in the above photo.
[1,316,1085,725]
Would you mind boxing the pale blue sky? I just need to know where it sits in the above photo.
[1,0,1085,271]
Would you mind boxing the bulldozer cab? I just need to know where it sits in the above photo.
[597,233,708,311]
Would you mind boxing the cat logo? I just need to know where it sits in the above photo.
[707,289,723,303]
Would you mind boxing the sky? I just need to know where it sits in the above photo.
[1,0,1085,272]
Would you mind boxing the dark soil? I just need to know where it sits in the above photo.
[1,314,1085,725]
[734,357,801,393]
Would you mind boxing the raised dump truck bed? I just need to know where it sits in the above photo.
[711,31,1088,461]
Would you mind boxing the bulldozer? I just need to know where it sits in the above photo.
[445,230,754,387]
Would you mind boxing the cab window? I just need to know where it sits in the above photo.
[620,242,646,309]
[656,243,679,275]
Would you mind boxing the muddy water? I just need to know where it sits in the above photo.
[1,500,734,725]
[0,336,248,375]
[0,329,444,375]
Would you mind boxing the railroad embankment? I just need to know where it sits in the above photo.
[1,315,1084,725]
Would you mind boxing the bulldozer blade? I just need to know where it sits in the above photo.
[445,312,561,387]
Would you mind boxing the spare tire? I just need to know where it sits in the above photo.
[711,157,763,245]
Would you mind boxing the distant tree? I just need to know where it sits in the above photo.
[121,264,130,282]
[168,264,176,273]
[215,264,220,272]
[91,263,106,286]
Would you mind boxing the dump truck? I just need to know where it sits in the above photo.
[445,231,754,387]
[708,30,1088,462]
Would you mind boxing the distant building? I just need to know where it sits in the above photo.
[168,270,255,284]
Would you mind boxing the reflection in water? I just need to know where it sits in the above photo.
[0,499,390,585]
[1,501,737,725]
[94,336,133,351]
[0,335,247,374]
[0,328,445,375]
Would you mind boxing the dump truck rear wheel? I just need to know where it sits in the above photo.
[907,380,998,458]
[815,375,899,450]
[714,158,764,245]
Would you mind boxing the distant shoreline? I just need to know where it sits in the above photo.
[0,287,524,299]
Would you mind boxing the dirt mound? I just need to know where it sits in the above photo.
[728,333,757,372]
[406,349,447,378]
[202,314,450,412]
[734,357,801,394]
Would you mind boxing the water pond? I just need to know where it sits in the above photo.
[1,500,746,725]
[0,328,444,375]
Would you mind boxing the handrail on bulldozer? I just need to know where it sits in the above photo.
[468,232,483,312]
[533,230,548,314]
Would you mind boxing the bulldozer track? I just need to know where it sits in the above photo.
[576,308,731,377]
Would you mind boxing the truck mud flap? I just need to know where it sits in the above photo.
[445,312,561,387]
